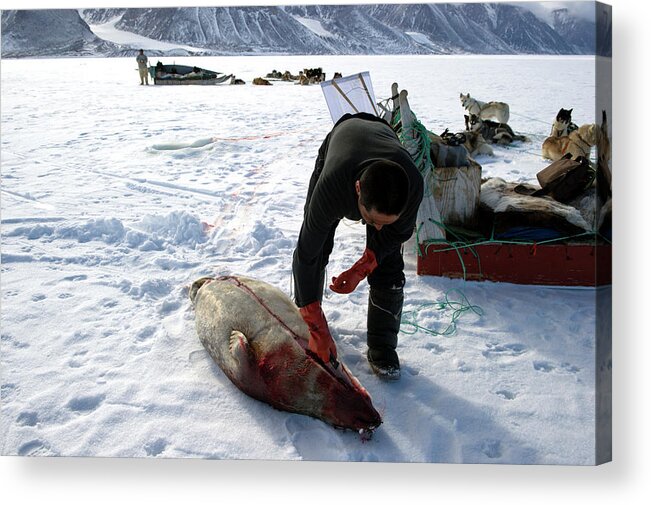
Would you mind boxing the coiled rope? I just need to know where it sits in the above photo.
[401,289,484,337]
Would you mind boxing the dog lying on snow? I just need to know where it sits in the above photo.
[550,108,579,137]
[465,114,528,145]
[541,123,599,161]
[460,92,510,124]
[460,129,494,157]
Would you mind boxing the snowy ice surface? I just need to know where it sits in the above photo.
[1,54,607,464]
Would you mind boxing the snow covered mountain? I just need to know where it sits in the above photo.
[1,4,598,58]
[362,3,573,54]
[0,9,121,58]
[551,8,596,54]
[113,7,336,54]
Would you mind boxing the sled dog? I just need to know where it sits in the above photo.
[460,93,510,124]
[550,108,579,137]
[465,114,527,145]
[542,123,599,161]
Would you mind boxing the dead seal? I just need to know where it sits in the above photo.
[189,275,382,433]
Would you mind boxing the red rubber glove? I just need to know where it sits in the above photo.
[330,248,378,294]
[299,301,337,363]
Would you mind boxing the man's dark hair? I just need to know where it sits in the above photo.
[359,160,410,216]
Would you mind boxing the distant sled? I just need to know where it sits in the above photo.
[149,62,233,85]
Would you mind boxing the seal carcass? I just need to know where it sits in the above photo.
[189,275,382,432]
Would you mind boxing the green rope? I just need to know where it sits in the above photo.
[424,230,599,254]
[412,120,434,176]
[401,289,484,337]
[394,111,433,176]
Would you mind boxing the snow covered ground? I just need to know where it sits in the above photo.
[1,53,608,464]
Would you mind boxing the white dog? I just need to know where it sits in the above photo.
[460,92,510,124]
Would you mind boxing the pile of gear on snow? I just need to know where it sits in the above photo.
[378,85,612,245]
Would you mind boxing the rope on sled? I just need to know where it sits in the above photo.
[420,224,608,282]
[392,108,435,178]
[400,288,484,337]
[424,229,604,252]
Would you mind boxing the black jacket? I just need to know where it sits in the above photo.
[293,113,424,306]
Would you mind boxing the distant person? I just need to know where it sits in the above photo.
[136,49,149,85]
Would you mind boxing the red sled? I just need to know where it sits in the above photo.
[417,241,612,287]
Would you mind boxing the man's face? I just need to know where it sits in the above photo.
[355,181,399,231]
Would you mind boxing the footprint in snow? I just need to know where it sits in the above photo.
[68,359,84,369]
[533,360,554,373]
[2,333,29,349]
[188,349,207,364]
[136,325,157,342]
[66,393,106,413]
[17,411,39,427]
[1,383,18,401]
[533,361,581,374]
[144,438,168,457]
[424,342,446,355]
[17,439,55,456]
[494,389,517,400]
[482,342,527,359]
[561,362,581,373]
[402,364,420,377]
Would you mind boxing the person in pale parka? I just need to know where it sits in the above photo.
[136,49,149,85]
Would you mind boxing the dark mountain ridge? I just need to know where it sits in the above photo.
[1,4,599,59]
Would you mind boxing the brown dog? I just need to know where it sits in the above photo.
[542,123,599,161]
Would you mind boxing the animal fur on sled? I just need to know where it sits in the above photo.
[480,177,591,236]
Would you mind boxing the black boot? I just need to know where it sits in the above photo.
[367,286,403,380]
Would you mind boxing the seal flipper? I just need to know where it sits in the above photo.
[229,330,251,364]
